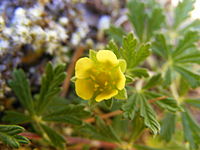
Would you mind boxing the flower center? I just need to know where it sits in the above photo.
[90,70,112,92]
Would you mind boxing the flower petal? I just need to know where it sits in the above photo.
[95,89,118,102]
[114,67,126,90]
[75,57,94,79]
[75,79,94,100]
[96,50,119,66]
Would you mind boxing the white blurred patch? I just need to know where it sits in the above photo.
[98,15,111,30]
[191,0,200,19]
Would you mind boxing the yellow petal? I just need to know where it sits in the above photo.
[96,50,119,66]
[113,67,126,90]
[75,57,94,79]
[75,79,94,100]
[95,89,118,102]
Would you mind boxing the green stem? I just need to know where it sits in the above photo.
[170,82,179,101]
[32,116,65,150]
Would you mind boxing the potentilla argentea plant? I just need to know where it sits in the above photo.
[1,0,200,149]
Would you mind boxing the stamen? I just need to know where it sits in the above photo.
[104,81,108,86]
[94,84,99,88]
[99,88,103,91]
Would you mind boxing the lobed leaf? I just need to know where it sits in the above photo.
[114,88,127,100]
[106,25,125,44]
[78,117,121,143]
[121,33,137,68]
[172,31,199,58]
[174,0,195,28]
[128,68,149,78]
[181,108,200,150]
[36,62,66,114]
[127,0,146,41]
[152,34,170,58]
[146,7,165,40]
[3,111,31,124]
[185,99,200,109]
[42,104,90,125]
[41,124,65,148]
[122,93,139,120]
[160,113,176,142]
[143,74,162,89]
[122,93,160,134]
[9,69,34,114]
[133,43,151,67]
[146,91,181,112]
[0,125,29,148]
[139,94,160,134]
[180,19,200,33]
[174,65,200,88]
[106,40,120,58]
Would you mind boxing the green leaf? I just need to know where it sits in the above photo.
[106,25,125,44]
[43,115,82,125]
[174,65,200,88]
[79,117,121,143]
[106,40,120,58]
[185,98,200,109]
[128,68,149,78]
[125,74,135,84]
[146,92,181,112]
[143,74,162,89]
[3,111,31,124]
[120,33,151,68]
[180,19,200,33]
[128,0,164,41]
[174,50,200,64]
[114,88,127,100]
[41,124,65,148]
[36,62,66,114]
[122,93,160,134]
[119,59,127,73]
[127,0,146,41]
[174,0,195,28]
[44,99,91,119]
[70,76,76,83]
[95,117,121,143]
[122,93,139,120]
[146,7,165,40]
[104,99,114,109]
[152,34,170,58]
[89,49,97,61]
[130,115,145,142]
[163,66,173,86]
[181,108,200,150]
[0,125,29,148]
[121,33,137,68]
[133,43,151,67]
[160,113,176,142]
[112,115,129,139]
[42,104,90,125]
[139,94,160,134]
[172,31,199,58]
[9,69,34,114]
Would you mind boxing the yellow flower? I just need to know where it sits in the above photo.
[75,50,126,102]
